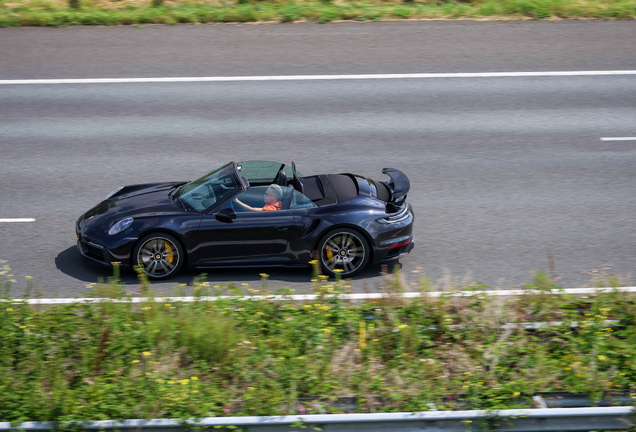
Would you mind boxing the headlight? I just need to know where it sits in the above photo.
[106,186,124,200]
[108,217,133,235]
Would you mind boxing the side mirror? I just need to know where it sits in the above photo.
[215,207,236,223]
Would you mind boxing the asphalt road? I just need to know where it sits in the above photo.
[1,21,635,297]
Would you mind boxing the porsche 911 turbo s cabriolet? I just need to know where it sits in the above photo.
[76,161,415,279]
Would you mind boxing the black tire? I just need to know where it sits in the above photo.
[133,233,184,280]
[317,228,370,278]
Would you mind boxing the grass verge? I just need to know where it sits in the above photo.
[2,259,636,423]
[0,0,634,27]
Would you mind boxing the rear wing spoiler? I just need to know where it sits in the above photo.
[382,168,410,203]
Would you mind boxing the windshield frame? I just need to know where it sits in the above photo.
[176,162,246,213]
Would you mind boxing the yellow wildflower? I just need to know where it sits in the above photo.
[143,352,152,356]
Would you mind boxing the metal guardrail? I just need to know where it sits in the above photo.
[538,392,636,408]
[1,407,634,432]
[5,286,636,305]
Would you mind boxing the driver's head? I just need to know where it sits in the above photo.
[265,184,283,204]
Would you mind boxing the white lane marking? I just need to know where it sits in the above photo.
[0,218,36,223]
[6,286,636,304]
[1,70,636,85]
[600,137,636,141]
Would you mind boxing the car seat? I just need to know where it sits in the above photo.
[277,169,288,187]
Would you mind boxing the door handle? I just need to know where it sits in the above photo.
[276,225,291,230]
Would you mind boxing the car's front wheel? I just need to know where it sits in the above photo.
[317,228,370,278]
[133,233,184,279]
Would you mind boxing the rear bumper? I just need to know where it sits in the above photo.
[374,235,415,264]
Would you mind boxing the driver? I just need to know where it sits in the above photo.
[235,184,283,212]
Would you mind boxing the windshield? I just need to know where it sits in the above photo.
[178,163,238,212]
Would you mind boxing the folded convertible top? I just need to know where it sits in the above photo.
[300,174,359,207]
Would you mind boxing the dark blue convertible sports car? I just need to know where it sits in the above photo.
[76,161,415,279]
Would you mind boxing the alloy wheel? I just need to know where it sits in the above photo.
[137,237,180,278]
[320,231,367,276]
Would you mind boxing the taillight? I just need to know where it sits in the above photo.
[389,239,411,249]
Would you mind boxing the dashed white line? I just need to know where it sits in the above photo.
[600,137,636,141]
[1,70,635,85]
[0,218,36,223]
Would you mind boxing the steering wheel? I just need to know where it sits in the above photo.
[205,183,216,201]
[190,184,216,207]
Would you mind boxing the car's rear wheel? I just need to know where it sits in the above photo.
[133,233,184,279]
[318,228,370,278]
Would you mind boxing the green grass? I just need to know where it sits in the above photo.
[0,0,634,27]
[2,259,636,423]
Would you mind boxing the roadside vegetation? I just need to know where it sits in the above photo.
[2,259,636,424]
[0,0,634,27]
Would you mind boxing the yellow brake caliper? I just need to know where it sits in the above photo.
[164,241,174,264]
[326,248,334,263]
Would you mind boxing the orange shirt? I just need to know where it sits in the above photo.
[263,201,282,211]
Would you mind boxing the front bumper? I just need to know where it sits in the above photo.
[76,238,115,268]
[76,217,132,268]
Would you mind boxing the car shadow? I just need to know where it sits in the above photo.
[55,246,399,293]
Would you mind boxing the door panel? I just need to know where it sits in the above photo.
[196,210,296,265]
